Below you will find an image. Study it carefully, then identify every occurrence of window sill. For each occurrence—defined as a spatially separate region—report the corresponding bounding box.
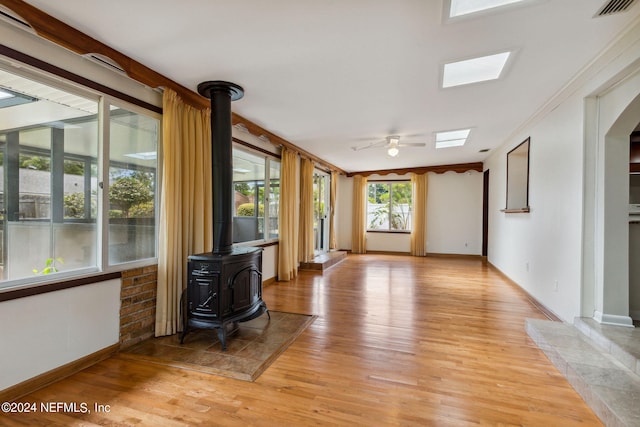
[0,271,122,303]
[500,207,530,213]
[234,239,279,248]
[366,230,411,234]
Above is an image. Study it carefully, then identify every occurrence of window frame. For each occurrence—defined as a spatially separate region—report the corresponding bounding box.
[366,180,413,233]
[231,143,280,245]
[0,59,161,292]
[104,99,161,268]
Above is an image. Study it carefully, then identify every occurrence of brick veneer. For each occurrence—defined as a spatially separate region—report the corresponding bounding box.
[120,265,157,348]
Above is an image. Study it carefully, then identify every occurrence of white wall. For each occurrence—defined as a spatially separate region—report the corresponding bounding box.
[262,244,278,281]
[366,231,410,252]
[484,20,640,323]
[0,280,121,390]
[427,170,483,255]
[485,98,584,322]
[336,172,483,255]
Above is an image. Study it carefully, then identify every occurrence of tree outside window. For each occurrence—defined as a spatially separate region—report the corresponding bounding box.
[109,171,154,218]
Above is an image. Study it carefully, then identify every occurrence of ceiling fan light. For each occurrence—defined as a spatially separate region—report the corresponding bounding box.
[387,146,400,157]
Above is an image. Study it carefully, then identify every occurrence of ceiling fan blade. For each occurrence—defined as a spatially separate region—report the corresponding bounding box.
[398,142,426,147]
[351,140,386,151]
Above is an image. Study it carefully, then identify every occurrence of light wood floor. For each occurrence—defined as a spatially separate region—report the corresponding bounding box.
[3,255,602,426]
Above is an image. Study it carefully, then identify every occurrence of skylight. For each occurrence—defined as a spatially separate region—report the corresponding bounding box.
[0,89,13,100]
[442,52,511,88]
[124,151,157,160]
[0,86,38,109]
[436,129,471,149]
[449,0,525,17]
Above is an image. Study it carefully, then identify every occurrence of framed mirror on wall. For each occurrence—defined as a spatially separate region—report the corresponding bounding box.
[502,137,530,213]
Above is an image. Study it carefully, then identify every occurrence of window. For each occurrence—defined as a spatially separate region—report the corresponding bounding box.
[0,66,159,288]
[232,147,279,243]
[367,182,412,231]
[108,107,159,264]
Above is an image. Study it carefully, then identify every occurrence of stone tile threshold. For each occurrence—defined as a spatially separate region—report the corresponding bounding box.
[526,317,640,427]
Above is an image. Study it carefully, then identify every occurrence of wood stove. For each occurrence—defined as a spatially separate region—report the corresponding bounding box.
[180,81,268,351]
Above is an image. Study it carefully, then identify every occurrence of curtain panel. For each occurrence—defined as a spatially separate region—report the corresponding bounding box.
[410,172,428,256]
[278,148,300,281]
[351,174,367,254]
[156,89,212,336]
[298,158,315,263]
[329,170,338,250]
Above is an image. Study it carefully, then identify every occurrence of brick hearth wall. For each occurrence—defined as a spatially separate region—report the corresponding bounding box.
[120,265,157,348]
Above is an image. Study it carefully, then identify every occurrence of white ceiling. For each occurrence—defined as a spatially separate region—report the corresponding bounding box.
[19,0,640,172]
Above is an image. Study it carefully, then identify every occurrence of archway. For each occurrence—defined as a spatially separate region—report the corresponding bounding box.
[582,65,640,327]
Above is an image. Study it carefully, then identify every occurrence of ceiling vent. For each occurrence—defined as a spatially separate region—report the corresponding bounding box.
[83,53,127,75]
[0,7,35,33]
[595,0,636,16]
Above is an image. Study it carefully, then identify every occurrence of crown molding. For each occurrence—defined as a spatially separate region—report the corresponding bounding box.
[346,162,483,177]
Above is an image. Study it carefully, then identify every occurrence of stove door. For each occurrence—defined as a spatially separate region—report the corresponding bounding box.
[188,268,220,320]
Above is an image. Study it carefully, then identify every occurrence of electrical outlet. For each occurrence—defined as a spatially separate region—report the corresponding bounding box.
[554,280,559,292]
[525,262,529,272]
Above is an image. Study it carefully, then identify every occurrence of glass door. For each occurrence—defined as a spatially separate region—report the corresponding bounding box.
[313,170,330,256]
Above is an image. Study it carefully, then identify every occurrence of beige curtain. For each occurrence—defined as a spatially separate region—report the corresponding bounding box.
[156,89,212,336]
[351,174,367,254]
[299,158,315,263]
[278,148,300,281]
[329,170,338,250]
[410,172,428,256]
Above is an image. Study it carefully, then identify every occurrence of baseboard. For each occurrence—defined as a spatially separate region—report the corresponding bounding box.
[426,253,482,259]
[360,250,411,256]
[487,261,562,322]
[263,277,277,288]
[0,343,119,402]
[629,309,640,321]
[593,311,634,328]
[337,249,408,256]
[336,250,482,259]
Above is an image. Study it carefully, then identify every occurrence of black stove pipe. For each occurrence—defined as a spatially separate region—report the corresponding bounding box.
[197,81,244,254]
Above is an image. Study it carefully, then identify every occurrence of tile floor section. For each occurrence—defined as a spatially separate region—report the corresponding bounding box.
[526,317,640,427]
[120,311,316,381]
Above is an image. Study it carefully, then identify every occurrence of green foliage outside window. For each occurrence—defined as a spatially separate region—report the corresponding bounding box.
[237,203,264,217]
[108,173,154,218]
[64,192,90,218]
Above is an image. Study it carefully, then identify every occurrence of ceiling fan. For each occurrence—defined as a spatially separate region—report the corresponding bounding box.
[350,135,425,157]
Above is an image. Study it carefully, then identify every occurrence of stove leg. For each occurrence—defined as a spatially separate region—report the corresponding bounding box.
[217,327,227,351]
[179,289,188,344]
